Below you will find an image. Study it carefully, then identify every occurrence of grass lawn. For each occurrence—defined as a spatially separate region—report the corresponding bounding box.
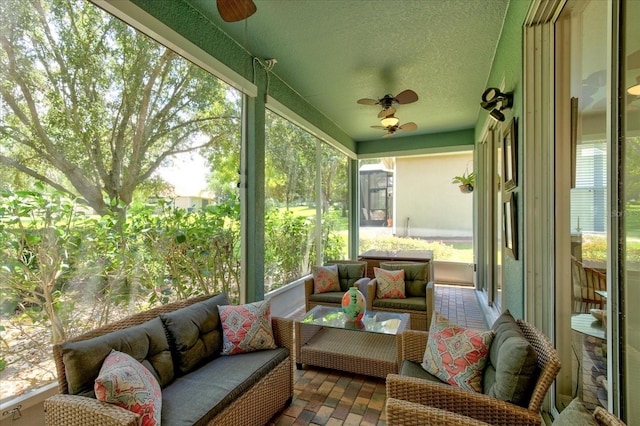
[627,203,640,239]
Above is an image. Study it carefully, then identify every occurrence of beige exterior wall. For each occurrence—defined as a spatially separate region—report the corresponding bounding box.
[394,152,473,238]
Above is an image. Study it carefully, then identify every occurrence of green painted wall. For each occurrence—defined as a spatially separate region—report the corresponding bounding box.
[474,0,531,318]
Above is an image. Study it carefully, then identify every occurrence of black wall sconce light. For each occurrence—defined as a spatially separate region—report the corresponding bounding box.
[480,88,513,122]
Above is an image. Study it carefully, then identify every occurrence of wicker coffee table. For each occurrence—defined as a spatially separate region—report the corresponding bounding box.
[295,306,410,378]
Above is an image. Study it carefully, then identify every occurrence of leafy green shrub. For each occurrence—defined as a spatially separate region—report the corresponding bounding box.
[309,210,347,263]
[581,232,640,264]
[0,184,85,343]
[136,200,241,303]
[264,208,312,290]
[359,234,473,263]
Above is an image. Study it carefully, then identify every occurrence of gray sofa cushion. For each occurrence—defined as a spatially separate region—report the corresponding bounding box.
[483,310,539,407]
[372,297,426,311]
[60,317,173,397]
[161,347,289,426]
[379,262,429,297]
[160,292,229,375]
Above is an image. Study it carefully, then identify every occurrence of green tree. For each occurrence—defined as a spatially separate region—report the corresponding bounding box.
[0,0,239,216]
[265,111,315,208]
[321,143,348,213]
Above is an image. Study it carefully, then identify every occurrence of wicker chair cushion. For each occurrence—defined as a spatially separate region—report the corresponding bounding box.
[372,297,426,311]
[552,398,598,425]
[422,313,494,392]
[400,359,445,383]
[161,347,289,426]
[312,264,341,293]
[379,262,429,297]
[308,291,345,304]
[160,292,229,375]
[332,262,366,291]
[374,267,406,299]
[483,310,539,407]
[60,317,174,396]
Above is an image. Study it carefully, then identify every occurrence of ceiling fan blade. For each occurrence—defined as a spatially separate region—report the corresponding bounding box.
[371,125,387,130]
[357,98,379,105]
[378,106,396,118]
[217,0,257,22]
[399,122,417,131]
[394,89,419,104]
[383,132,395,138]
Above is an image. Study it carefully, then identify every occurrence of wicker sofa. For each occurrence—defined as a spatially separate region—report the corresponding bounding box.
[43,293,294,426]
[367,261,434,330]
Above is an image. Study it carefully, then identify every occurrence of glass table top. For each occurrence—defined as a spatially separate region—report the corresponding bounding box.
[300,306,409,335]
[571,313,605,340]
[595,290,608,299]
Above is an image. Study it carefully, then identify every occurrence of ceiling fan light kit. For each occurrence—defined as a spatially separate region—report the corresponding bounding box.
[480,87,513,122]
[371,121,417,137]
[357,89,419,137]
[380,115,400,127]
[628,75,640,95]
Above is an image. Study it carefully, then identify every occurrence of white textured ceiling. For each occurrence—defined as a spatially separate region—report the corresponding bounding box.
[186,0,510,142]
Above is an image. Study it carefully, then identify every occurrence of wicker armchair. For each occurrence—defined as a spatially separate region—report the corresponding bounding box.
[571,256,606,313]
[304,260,369,311]
[367,261,434,330]
[386,319,561,426]
[593,406,627,426]
[386,398,492,425]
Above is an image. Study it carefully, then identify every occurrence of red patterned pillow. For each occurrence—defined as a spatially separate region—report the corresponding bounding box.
[219,300,277,355]
[374,267,406,299]
[94,350,162,426]
[312,264,340,293]
[422,313,495,392]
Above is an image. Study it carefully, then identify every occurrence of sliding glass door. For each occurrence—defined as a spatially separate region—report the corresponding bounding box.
[621,1,640,421]
[555,0,610,411]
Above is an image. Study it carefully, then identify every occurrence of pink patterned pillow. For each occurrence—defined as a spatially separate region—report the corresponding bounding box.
[374,267,406,299]
[94,350,162,426]
[219,300,277,355]
[422,313,494,392]
[312,264,340,293]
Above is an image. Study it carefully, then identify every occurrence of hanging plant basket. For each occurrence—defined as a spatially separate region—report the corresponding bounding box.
[452,170,475,194]
[459,184,474,193]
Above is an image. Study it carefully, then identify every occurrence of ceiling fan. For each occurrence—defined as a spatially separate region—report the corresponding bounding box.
[357,89,419,118]
[371,120,417,137]
[217,0,257,22]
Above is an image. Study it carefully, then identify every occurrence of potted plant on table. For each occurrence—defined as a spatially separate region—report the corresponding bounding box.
[452,170,475,193]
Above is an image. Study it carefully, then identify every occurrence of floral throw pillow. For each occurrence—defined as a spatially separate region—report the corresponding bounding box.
[312,264,340,293]
[219,300,277,355]
[422,312,495,392]
[94,350,162,426]
[374,267,406,299]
